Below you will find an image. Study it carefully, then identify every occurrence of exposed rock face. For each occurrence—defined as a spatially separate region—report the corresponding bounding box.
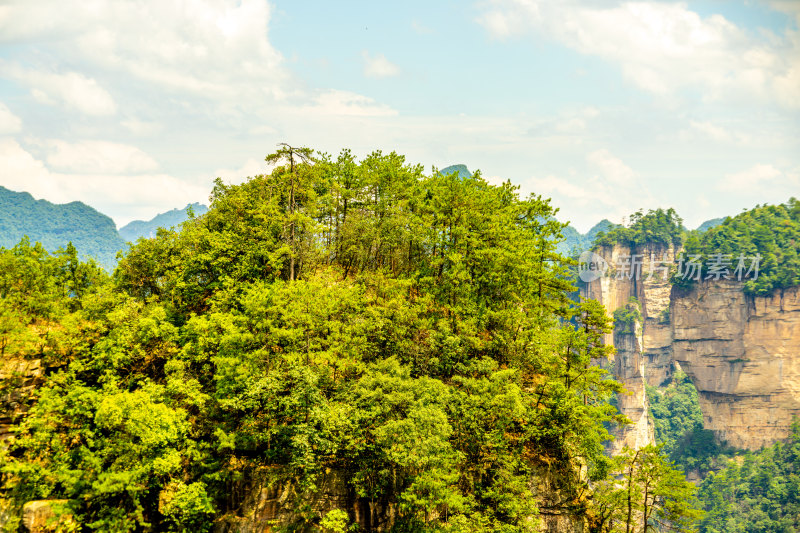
[638,247,676,388]
[0,357,43,442]
[215,463,589,532]
[582,240,800,452]
[581,244,678,452]
[671,281,800,450]
[611,326,655,452]
[213,468,376,533]
[21,500,73,532]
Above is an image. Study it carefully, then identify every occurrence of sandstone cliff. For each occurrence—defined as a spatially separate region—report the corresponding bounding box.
[581,243,679,452]
[0,357,42,443]
[672,281,800,450]
[582,243,800,452]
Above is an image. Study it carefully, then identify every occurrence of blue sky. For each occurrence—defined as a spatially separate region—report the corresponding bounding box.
[0,0,798,231]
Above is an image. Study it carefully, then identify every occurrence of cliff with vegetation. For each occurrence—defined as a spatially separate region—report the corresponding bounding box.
[672,281,800,450]
[582,201,800,452]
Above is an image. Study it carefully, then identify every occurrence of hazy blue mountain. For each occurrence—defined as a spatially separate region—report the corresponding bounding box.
[557,219,615,255]
[696,217,725,233]
[0,186,125,270]
[439,164,472,179]
[119,203,208,242]
[585,219,615,242]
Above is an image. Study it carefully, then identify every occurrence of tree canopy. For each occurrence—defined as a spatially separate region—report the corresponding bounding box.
[0,147,651,532]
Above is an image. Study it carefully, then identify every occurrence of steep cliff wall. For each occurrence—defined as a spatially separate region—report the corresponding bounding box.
[671,281,800,450]
[582,240,800,452]
[581,243,679,452]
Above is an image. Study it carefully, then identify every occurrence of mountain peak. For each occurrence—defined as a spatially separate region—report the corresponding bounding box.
[439,164,472,179]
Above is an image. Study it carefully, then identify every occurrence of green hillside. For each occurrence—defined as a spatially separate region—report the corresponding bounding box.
[0,186,124,270]
[0,147,699,532]
[119,202,209,242]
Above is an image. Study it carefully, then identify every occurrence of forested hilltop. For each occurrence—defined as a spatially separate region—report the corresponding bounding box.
[586,202,800,533]
[0,146,699,532]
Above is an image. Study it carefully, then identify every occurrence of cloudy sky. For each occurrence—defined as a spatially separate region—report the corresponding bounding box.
[0,0,798,231]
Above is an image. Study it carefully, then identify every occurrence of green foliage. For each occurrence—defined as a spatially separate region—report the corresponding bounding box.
[0,146,681,531]
[319,508,351,533]
[590,444,702,532]
[646,372,738,476]
[159,481,216,532]
[612,297,642,335]
[696,420,800,533]
[674,198,800,295]
[594,208,684,249]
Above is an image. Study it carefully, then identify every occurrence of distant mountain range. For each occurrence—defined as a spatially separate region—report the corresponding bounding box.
[119,203,208,242]
[0,186,125,269]
[557,219,615,255]
[0,186,207,270]
[0,173,735,272]
[696,217,724,232]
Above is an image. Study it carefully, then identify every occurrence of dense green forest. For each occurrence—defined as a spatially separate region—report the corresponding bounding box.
[677,199,800,295]
[649,376,800,532]
[647,373,738,477]
[697,423,800,533]
[593,208,684,249]
[0,147,698,532]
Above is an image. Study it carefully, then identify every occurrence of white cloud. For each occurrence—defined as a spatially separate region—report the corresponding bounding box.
[526,149,655,229]
[719,163,784,193]
[686,120,735,142]
[0,139,208,225]
[362,51,401,78]
[587,149,636,185]
[305,90,398,117]
[0,103,22,135]
[76,0,286,102]
[1,65,117,116]
[121,118,163,137]
[43,140,159,174]
[0,0,288,123]
[478,0,800,109]
[0,139,52,191]
[213,158,268,186]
